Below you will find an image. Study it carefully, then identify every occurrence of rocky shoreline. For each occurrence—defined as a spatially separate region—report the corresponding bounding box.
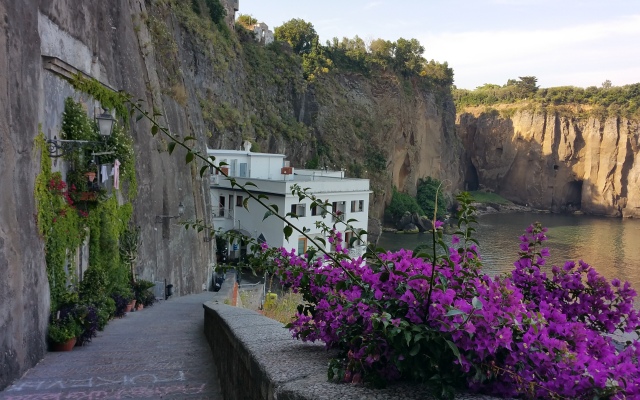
[383,202,536,234]
[472,202,534,216]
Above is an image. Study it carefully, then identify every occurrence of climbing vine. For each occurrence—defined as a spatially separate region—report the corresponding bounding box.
[35,133,87,311]
[35,90,138,337]
[70,75,130,123]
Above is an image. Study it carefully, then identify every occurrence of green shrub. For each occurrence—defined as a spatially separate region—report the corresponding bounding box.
[416,177,447,219]
[385,187,423,221]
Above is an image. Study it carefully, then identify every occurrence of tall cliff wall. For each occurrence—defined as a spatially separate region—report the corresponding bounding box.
[0,0,464,389]
[0,0,214,389]
[457,107,640,217]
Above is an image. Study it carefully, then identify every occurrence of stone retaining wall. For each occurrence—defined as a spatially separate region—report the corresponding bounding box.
[203,301,497,400]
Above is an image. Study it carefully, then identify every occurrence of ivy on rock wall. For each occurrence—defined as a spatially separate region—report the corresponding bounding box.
[35,95,137,330]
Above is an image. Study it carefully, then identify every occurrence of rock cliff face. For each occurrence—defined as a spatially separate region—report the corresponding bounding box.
[300,75,465,219]
[457,108,640,217]
[0,0,213,388]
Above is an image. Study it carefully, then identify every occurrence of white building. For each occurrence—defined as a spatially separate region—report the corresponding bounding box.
[208,143,371,260]
[251,22,274,45]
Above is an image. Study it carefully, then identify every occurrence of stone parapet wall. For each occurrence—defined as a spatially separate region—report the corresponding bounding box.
[203,302,498,400]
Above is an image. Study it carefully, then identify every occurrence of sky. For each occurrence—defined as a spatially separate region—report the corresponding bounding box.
[239,0,640,90]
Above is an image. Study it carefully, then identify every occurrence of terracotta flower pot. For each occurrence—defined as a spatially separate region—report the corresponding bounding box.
[79,192,98,201]
[136,303,144,311]
[125,300,135,313]
[51,337,76,352]
[85,172,96,182]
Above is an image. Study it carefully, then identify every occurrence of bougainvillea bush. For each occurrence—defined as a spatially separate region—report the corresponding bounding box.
[257,193,640,399]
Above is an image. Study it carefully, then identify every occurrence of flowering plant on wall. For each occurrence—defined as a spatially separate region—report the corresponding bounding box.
[248,193,640,398]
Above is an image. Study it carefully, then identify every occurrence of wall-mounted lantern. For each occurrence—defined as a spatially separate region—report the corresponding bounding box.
[155,202,185,224]
[95,108,116,137]
[46,106,116,158]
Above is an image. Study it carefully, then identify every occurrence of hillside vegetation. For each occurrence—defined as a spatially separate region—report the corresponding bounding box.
[454,76,640,118]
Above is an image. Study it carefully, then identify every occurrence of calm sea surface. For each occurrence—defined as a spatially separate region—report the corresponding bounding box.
[377,212,640,292]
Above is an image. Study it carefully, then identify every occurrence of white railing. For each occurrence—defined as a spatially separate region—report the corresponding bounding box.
[348,245,366,259]
[212,207,233,219]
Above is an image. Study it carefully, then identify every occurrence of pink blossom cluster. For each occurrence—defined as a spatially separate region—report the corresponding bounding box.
[267,225,640,398]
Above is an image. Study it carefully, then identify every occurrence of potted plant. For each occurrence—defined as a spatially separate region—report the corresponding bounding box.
[75,304,99,346]
[48,315,80,351]
[132,279,154,311]
[143,290,157,308]
[110,293,129,317]
[110,286,134,317]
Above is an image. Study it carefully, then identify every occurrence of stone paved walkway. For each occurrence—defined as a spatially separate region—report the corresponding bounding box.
[0,292,224,400]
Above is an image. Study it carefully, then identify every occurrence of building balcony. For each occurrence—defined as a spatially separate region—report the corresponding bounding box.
[212,207,233,219]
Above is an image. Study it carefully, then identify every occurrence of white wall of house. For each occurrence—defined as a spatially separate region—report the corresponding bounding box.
[208,148,371,259]
[208,148,294,181]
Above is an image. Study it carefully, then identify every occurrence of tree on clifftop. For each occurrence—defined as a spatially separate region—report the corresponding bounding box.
[274,19,318,55]
[507,76,539,97]
[394,38,425,74]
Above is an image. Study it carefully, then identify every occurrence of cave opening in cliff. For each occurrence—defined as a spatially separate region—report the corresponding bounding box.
[564,180,583,210]
[465,163,479,191]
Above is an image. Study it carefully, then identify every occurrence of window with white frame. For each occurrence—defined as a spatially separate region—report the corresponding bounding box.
[350,200,365,212]
[345,230,363,248]
[290,203,306,217]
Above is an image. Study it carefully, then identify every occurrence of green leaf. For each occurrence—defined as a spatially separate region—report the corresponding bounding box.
[243,198,249,210]
[445,309,465,317]
[445,339,463,364]
[167,142,176,154]
[349,236,358,247]
[409,343,420,356]
[472,297,483,310]
[184,135,196,142]
[245,181,257,188]
[283,225,293,241]
[270,204,279,214]
[258,194,269,200]
[359,229,367,236]
[199,165,208,177]
[404,330,412,346]
[151,125,158,136]
[315,237,326,247]
[263,210,273,221]
[136,113,144,122]
[186,152,194,164]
